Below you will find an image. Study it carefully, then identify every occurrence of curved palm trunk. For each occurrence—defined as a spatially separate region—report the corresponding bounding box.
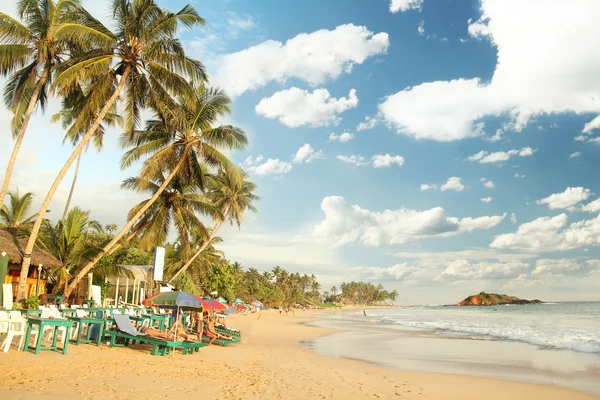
[63,153,188,299]
[0,67,50,206]
[16,68,131,302]
[61,152,82,224]
[169,220,223,283]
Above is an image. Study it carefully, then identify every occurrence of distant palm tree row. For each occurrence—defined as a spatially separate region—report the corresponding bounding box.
[0,0,257,302]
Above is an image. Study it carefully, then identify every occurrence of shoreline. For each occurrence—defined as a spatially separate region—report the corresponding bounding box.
[0,310,597,399]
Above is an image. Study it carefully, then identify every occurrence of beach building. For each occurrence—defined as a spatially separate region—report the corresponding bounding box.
[0,230,61,300]
[102,264,153,306]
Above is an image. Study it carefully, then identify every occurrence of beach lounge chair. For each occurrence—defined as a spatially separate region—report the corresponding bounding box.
[105,315,205,356]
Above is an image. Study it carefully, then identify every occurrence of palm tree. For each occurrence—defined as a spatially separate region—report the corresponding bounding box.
[63,85,246,299]
[40,206,102,294]
[169,169,258,282]
[51,84,121,223]
[165,231,224,284]
[0,0,83,206]
[0,190,37,236]
[122,174,215,257]
[18,0,206,301]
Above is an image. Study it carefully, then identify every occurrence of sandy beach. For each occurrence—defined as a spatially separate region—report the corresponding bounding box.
[0,310,597,400]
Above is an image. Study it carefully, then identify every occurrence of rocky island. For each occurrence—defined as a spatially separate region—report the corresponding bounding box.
[457,292,543,306]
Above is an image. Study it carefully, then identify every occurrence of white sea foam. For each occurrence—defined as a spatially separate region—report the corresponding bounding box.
[369,302,600,354]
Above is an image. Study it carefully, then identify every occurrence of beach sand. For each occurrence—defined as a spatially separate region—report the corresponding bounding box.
[0,310,597,400]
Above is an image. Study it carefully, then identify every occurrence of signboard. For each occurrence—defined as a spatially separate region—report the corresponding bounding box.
[153,247,165,281]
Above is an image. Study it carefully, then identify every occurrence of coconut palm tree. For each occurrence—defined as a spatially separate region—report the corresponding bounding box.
[0,0,84,206]
[166,230,224,284]
[63,85,246,299]
[51,84,121,223]
[18,0,206,301]
[122,173,216,257]
[0,190,38,236]
[39,206,102,294]
[169,169,258,283]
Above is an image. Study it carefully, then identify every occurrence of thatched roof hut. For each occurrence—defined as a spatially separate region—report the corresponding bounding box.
[0,230,61,268]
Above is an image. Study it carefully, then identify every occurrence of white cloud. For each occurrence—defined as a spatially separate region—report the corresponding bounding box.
[328,132,355,143]
[532,259,581,277]
[292,143,324,164]
[536,187,590,210]
[372,154,405,168]
[582,115,600,133]
[486,129,504,142]
[313,196,505,246]
[242,156,292,177]
[481,178,495,188]
[440,177,464,192]
[569,151,582,159]
[467,147,535,164]
[440,259,529,280]
[336,155,367,166]
[389,0,423,13]
[227,15,255,30]
[356,116,380,131]
[420,184,437,191]
[481,197,492,203]
[514,173,526,179]
[490,213,600,251]
[213,24,389,97]
[255,88,358,127]
[417,21,425,36]
[581,198,600,212]
[379,0,600,141]
[510,213,517,223]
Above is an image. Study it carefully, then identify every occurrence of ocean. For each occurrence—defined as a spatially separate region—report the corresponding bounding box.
[308,302,600,395]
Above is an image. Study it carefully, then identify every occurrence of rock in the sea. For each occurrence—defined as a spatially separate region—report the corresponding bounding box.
[457,292,543,306]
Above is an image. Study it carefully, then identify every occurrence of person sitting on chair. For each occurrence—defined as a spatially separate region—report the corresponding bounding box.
[205,315,233,345]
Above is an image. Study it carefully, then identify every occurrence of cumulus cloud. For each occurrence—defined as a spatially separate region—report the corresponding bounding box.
[417,21,425,36]
[372,154,405,168]
[481,197,492,203]
[292,144,324,164]
[532,259,582,277]
[328,132,355,143]
[490,213,600,251]
[389,0,423,13]
[440,259,529,280]
[514,173,526,179]
[581,198,600,212]
[313,196,505,246]
[242,156,292,177]
[467,147,535,164]
[336,155,367,166]
[582,115,600,134]
[569,151,582,159]
[536,187,590,210]
[481,178,495,188]
[420,184,437,191]
[356,116,380,131]
[510,213,517,223]
[378,0,600,141]
[213,24,389,97]
[440,177,464,192]
[255,88,358,127]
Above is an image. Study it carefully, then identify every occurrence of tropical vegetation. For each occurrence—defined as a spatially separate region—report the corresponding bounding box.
[0,0,398,306]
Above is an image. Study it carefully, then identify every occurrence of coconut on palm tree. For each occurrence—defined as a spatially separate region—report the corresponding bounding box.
[17,0,206,301]
[0,0,84,206]
[63,84,246,299]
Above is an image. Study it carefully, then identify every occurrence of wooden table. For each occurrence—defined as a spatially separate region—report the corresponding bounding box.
[68,316,105,346]
[24,318,73,355]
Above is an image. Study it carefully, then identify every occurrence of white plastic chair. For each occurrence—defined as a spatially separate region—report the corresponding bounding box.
[0,313,9,338]
[2,311,26,352]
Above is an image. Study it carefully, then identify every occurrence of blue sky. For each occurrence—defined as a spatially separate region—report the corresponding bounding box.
[2,0,600,304]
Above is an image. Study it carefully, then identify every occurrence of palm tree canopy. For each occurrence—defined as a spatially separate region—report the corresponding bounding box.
[122,174,217,256]
[52,0,207,136]
[208,169,259,227]
[0,0,83,135]
[120,85,248,193]
[0,190,38,234]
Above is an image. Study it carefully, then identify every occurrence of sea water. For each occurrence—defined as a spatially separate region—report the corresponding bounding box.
[309,302,600,395]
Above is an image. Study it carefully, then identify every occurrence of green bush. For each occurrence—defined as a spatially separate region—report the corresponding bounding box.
[25,295,40,309]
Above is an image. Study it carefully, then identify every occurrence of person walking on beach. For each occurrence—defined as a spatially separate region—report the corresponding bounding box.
[363,309,367,316]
